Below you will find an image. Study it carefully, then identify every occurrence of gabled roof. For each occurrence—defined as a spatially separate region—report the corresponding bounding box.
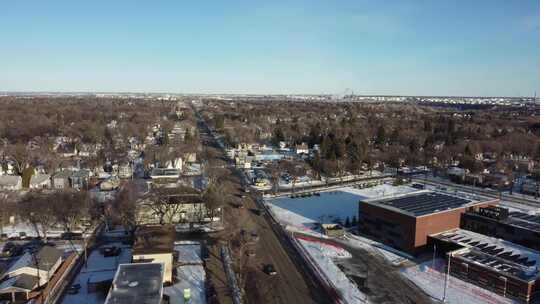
[53,170,72,179]
[35,246,62,271]
[0,274,39,293]
[2,245,62,278]
[30,173,50,185]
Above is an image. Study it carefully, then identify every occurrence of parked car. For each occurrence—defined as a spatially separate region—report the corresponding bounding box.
[100,246,121,257]
[66,283,81,294]
[263,264,277,276]
[1,242,22,257]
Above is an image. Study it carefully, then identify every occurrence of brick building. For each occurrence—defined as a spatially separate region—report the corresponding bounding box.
[358,191,496,255]
[429,229,540,303]
[461,205,540,251]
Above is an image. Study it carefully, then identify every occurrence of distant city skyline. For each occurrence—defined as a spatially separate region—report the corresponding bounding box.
[1,0,539,96]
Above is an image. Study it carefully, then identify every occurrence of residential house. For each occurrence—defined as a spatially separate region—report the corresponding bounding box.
[52,171,71,189]
[0,176,22,191]
[295,142,309,155]
[0,246,62,302]
[150,168,181,180]
[56,143,78,158]
[118,163,133,179]
[70,169,90,190]
[165,157,182,171]
[137,190,211,225]
[29,173,51,189]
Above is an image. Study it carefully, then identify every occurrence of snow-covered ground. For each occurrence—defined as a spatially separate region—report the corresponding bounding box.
[175,222,224,233]
[402,259,517,304]
[165,265,206,304]
[343,233,411,266]
[265,184,419,234]
[62,242,132,304]
[1,222,90,239]
[297,237,366,304]
[175,241,203,265]
[165,240,206,304]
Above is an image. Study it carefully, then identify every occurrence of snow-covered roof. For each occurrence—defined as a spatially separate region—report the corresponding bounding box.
[0,274,38,292]
[1,246,62,278]
[30,173,50,185]
[105,263,164,304]
[2,252,33,277]
[0,175,21,187]
[364,190,489,217]
[433,229,540,282]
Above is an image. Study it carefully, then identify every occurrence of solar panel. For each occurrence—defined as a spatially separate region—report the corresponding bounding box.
[378,192,471,216]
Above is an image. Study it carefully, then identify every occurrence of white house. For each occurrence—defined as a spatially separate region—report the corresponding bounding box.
[0,246,62,302]
[29,173,51,189]
[295,143,309,155]
[0,175,22,191]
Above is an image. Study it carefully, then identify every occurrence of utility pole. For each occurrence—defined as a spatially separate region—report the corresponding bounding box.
[442,252,452,302]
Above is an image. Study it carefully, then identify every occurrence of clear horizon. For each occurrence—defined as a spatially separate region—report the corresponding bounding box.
[1,1,540,96]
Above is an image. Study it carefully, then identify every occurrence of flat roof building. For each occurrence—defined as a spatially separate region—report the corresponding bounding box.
[359,190,497,254]
[105,263,164,304]
[461,206,540,251]
[429,229,540,303]
[132,226,174,284]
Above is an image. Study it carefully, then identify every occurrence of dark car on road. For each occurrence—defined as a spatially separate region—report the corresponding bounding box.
[263,264,277,275]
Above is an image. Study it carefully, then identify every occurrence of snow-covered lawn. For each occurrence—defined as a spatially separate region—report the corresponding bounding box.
[61,242,132,304]
[402,259,517,304]
[265,184,419,233]
[165,240,206,304]
[297,237,365,304]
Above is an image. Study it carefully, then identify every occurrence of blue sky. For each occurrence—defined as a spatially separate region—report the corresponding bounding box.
[1,0,539,96]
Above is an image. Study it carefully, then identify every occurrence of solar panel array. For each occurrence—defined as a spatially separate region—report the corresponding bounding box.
[442,231,538,280]
[378,192,471,216]
[508,212,540,232]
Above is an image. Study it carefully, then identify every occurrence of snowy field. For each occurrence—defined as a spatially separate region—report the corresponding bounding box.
[297,237,366,304]
[164,240,206,304]
[265,184,419,233]
[62,242,132,304]
[402,259,517,304]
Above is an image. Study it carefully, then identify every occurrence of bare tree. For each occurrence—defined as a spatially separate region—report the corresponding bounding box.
[18,192,56,240]
[111,182,140,232]
[51,190,91,232]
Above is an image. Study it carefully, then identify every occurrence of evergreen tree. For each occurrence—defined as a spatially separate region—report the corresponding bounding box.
[375,126,386,145]
[344,216,351,228]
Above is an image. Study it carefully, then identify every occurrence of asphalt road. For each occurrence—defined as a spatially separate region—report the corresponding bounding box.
[194,110,332,304]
